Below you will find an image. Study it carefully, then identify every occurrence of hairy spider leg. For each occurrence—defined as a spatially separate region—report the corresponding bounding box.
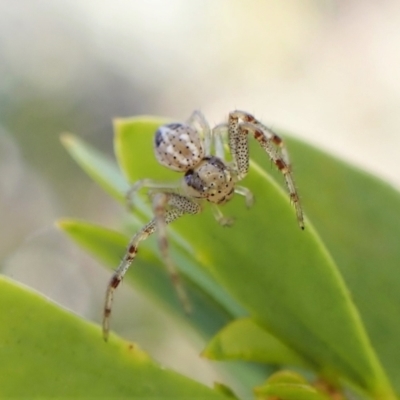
[231,110,291,165]
[228,111,304,230]
[209,124,255,222]
[152,192,198,314]
[103,192,201,341]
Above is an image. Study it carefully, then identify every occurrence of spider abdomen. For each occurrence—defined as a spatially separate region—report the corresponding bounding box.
[154,123,204,172]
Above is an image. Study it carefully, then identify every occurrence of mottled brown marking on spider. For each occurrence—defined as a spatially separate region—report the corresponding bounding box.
[110,276,120,289]
[272,135,282,145]
[275,158,286,171]
[102,110,304,341]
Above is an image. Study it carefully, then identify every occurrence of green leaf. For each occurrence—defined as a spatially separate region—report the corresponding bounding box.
[282,137,400,393]
[114,117,394,399]
[203,318,307,367]
[57,219,269,397]
[0,275,229,399]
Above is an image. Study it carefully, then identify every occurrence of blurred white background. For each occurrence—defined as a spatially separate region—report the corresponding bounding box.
[1,0,400,392]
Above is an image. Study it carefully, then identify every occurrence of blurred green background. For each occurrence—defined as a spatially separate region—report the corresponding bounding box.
[1,0,400,388]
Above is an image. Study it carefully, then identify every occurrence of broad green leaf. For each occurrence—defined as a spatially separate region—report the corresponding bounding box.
[0,275,229,399]
[280,137,400,393]
[114,117,394,399]
[203,318,306,367]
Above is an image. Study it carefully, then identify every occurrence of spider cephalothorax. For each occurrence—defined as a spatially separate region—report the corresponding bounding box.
[102,110,304,340]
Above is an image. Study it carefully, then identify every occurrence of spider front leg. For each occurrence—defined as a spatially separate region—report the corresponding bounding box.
[103,192,201,341]
[211,204,235,227]
[211,186,254,227]
[126,179,180,210]
[235,186,255,208]
[228,110,304,230]
[186,110,212,154]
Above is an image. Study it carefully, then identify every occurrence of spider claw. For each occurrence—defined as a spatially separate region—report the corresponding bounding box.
[219,216,235,227]
[246,195,255,209]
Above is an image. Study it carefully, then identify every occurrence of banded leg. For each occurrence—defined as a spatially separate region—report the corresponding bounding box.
[103,193,201,341]
[228,111,304,230]
[152,192,199,315]
[230,110,291,165]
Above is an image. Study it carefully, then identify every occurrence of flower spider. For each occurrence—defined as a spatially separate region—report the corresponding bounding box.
[103,110,304,340]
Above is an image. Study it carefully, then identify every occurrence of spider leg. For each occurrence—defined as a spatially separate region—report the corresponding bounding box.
[228,110,304,230]
[210,124,226,160]
[210,186,253,226]
[187,110,212,154]
[152,192,197,315]
[235,186,254,208]
[103,192,201,341]
[232,111,291,163]
[211,203,235,227]
[126,178,180,210]
[214,121,249,178]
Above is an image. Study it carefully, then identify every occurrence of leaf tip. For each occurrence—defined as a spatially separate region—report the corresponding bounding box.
[60,132,77,148]
[55,218,75,232]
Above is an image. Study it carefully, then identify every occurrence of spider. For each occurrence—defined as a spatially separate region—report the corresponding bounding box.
[102,110,304,341]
